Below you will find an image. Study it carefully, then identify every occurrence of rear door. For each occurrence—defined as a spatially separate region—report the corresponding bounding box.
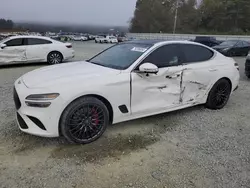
[0,38,27,64]
[24,38,52,62]
[179,43,219,104]
[131,44,185,116]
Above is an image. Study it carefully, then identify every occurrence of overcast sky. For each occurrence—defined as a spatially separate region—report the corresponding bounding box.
[0,0,137,26]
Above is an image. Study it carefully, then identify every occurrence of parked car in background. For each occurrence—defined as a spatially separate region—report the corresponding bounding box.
[72,36,83,41]
[106,36,118,43]
[95,35,106,43]
[13,40,239,144]
[245,54,250,78]
[117,36,128,42]
[213,40,250,57]
[81,36,88,41]
[95,35,118,43]
[194,36,222,47]
[0,35,74,65]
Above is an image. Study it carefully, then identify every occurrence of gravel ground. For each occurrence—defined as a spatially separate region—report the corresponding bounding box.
[0,41,250,188]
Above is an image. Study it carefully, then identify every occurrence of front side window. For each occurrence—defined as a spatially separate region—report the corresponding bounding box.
[27,38,52,45]
[142,44,182,68]
[181,44,214,63]
[88,43,152,70]
[5,38,23,47]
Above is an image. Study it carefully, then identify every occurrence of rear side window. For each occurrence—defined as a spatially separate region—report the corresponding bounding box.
[181,44,214,63]
[5,38,23,47]
[27,38,52,45]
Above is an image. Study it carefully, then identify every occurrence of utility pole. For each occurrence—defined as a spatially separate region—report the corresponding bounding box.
[173,0,178,34]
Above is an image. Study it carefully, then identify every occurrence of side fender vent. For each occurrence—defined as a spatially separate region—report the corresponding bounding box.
[118,105,129,114]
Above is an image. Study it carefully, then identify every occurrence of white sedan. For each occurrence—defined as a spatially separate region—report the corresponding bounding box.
[14,40,239,144]
[0,36,74,65]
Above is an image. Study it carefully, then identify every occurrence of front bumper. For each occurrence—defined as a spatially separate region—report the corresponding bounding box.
[14,79,62,137]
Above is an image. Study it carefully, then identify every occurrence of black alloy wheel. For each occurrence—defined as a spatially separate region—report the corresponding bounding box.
[48,52,63,65]
[206,79,231,110]
[60,97,109,144]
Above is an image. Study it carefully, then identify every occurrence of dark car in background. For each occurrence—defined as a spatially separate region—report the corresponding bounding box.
[194,36,222,47]
[245,55,250,78]
[213,40,250,57]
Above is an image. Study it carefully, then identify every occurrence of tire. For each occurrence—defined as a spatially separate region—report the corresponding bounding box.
[47,51,63,65]
[95,40,97,43]
[60,97,109,144]
[205,79,231,110]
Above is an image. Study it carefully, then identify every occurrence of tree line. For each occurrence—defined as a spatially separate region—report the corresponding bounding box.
[0,19,14,29]
[130,0,250,34]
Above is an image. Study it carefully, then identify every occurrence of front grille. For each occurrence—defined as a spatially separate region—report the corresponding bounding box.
[13,87,21,110]
[17,113,28,129]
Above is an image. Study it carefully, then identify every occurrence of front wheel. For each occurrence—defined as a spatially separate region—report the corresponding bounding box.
[60,97,109,144]
[205,79,231,110]
[47,52,63,65]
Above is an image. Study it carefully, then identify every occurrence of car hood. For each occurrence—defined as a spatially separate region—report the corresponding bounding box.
[22,61,120,88]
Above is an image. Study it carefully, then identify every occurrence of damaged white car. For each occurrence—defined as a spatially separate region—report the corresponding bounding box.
[0,36,74,65]
[14,40,239,144]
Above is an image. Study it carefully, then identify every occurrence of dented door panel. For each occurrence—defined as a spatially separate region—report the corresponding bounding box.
[181,62,219,104]
[0,47,27,65]
[131,66,183,116]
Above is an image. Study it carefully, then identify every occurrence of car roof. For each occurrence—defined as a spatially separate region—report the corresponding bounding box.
[122,39,204,46]
[6,35,52,40]
[123,39,166,45]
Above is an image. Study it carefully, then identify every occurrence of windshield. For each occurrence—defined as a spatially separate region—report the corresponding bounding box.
[220,40,238,46]
[88,43,152,70]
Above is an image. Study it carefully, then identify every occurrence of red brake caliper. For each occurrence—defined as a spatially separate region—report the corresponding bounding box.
[91,107,99,126]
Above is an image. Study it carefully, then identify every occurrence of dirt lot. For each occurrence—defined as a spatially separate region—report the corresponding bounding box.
[0,41,250,188]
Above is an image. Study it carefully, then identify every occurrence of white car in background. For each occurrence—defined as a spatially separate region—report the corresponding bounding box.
[0,36,74,65]
[106,36,118,43]
[81,36,88,41]
[95,35,118,43]
[95,35,106,43]
[14,40,239,144]
[72,36,83,41]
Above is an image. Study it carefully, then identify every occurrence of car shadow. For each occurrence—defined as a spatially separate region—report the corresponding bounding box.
[0,62,47,69]
[0,61,75,69]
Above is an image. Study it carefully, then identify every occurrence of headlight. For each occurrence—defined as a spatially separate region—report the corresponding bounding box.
[222,48,230,51]
[25,93,59,101]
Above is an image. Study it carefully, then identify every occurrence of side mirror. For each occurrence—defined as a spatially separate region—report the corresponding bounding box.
[138,63,159,74]
[0,43,6,49]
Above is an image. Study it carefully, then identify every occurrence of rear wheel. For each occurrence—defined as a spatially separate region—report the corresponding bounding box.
[205,79,231,110]
[60,97,109,144]
[47,52,63,65]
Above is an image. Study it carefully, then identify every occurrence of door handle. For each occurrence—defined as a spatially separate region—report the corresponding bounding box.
[209,68,217,72]
[166,74,181,79]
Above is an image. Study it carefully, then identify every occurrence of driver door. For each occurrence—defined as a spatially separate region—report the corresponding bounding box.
[131,44,184,117]
[0,38,27,64]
